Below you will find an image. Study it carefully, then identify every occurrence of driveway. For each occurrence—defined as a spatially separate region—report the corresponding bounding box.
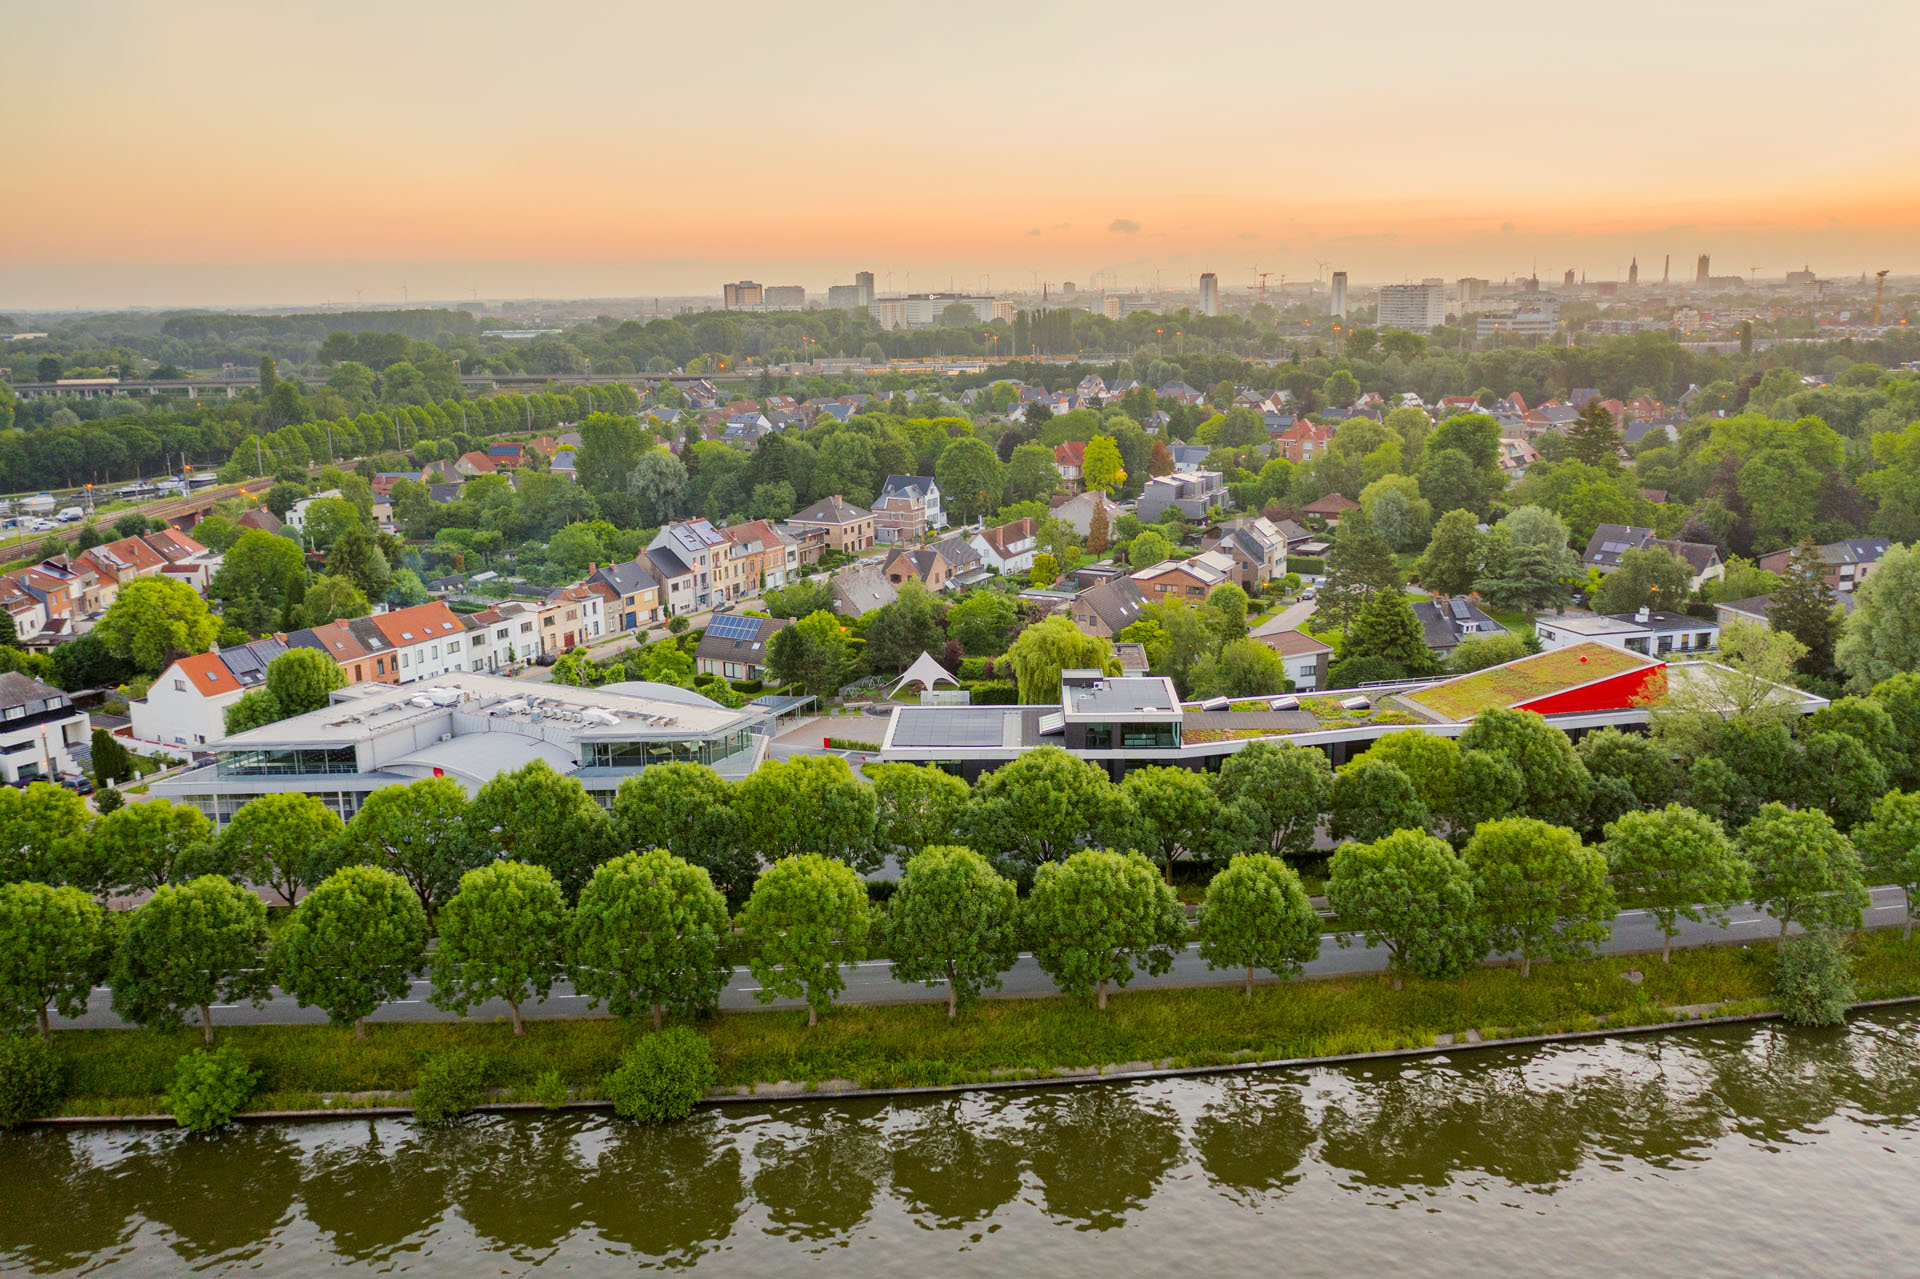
[1251,596,1318,638]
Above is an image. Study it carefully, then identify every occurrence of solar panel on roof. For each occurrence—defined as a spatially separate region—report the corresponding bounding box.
[706,614,761,641]
[1449,599,1471,620]
[1600,541,1630,554]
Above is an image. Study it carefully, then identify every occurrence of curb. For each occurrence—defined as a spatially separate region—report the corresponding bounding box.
[32,994,1920,1129]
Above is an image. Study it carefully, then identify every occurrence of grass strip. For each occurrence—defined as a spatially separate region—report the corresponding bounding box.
[42,932,1920,1116]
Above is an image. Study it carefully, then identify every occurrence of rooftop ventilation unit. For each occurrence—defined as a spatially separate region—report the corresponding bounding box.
[1201,696,1230,712]
[1268,696,1300,711]
[1339,696,1372,711]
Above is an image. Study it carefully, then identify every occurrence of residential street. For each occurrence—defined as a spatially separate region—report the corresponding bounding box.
[1250,595,1318,638]
[51,887,1910,1030]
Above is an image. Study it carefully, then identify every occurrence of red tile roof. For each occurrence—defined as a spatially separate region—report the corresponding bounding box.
[367,602,463,647]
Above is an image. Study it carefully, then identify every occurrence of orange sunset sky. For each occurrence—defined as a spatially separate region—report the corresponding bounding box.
[3,0,1916,309]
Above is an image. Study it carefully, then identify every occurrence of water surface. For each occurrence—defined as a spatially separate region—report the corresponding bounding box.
[6,1011,1919,1275]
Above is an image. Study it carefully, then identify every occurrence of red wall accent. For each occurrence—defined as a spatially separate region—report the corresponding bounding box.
[1514,664,1666,716]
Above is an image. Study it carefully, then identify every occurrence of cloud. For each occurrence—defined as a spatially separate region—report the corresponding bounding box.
[1108,218,1141,234]
[1054,221,1071,230]
[1237,231,1259,240]
[1027,228,1041,236]
[1500,221,1516,234]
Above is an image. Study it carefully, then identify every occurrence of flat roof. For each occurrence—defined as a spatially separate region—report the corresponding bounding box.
[1062,676,1180,717]
[212,672,753,749]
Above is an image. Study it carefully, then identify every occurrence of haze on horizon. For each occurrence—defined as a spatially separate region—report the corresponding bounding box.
[3,0,1916,311]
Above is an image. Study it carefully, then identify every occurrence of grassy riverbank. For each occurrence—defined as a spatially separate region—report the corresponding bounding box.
[39,932,1920,1117]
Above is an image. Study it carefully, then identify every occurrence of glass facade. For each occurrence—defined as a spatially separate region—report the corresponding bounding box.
[582,729,753,770]
[1077,721,1181,750]
[178,789,368,824]
[215,746,360,777]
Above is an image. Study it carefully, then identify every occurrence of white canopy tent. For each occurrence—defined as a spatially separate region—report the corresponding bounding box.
[888,651,962,697]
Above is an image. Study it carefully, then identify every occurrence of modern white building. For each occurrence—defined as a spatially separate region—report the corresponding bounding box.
[131,638,287,750]
[1330,271,1348,319]
[1376,280,1449,332]
[0,672,88,784]
[1533,608,1720,658]
[1199,273,1220,317]
[150,672,772,824]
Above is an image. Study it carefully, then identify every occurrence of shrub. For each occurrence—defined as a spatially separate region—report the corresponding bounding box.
[532,1068,569,1110]
[603,1027,715,1123]
[1289,555,1325,576]
[0,1035,62,1129]
[412,1047,487,1125]
[1774,932,1855,1028]
[167,1045,257,1131]
[969,679,1018,705]
[825,737,880,752]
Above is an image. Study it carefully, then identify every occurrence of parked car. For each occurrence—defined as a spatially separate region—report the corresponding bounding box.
[59,774,95,796]
[1300,587,1316,600]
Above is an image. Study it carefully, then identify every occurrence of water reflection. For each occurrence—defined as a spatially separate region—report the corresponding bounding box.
[1021,1085,1184,1229]
[1192,1078,1314,1199]
[0,1130,137,1273]
[890,1097,1025,1228]
[301,1120,455,1262]
[751,1106,889,1241]
[136,1125,300,1262]
[585,1114,746,1264]
[0,1012,1916,1273]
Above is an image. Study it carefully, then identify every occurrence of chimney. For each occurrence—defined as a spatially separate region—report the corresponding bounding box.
[1635,606,1651,624]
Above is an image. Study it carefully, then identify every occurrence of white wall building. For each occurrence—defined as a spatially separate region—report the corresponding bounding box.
[1376,280,1449,332]
[0,672,88,783]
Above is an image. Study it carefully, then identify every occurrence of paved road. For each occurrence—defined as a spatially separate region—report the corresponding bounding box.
[1251,595,1318,638]
[52,887,1909,1031]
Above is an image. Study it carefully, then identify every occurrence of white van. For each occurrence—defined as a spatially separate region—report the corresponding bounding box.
[55,506,86,522]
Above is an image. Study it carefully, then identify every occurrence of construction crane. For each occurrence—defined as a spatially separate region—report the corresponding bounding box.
[1248,268,1271,305]
[1875,269,1890,326]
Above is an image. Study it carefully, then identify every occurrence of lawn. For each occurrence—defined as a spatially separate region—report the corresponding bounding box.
[40,932,1920,1113]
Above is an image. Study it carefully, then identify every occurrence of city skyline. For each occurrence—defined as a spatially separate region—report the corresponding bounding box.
[3,0,1917,310]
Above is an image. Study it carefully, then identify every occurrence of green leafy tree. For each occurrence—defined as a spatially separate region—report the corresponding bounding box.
[734,753,877,870]
[89,727,132,787]
[611,764,755,905]
[1189,637,1290,698]
[464,759,611,899]
[0,783,92,887]
[1329,758,1430,843]
[1738,803,1869,944]
[1458,707,1590,827]
[302,574,370,624]
[944,591,1018,656]
[223,688,284,735]
[1026,849,1185,1010]
[1007,441,1061,502]
[960,745,1114,878]
[1855,790,1920,940]
[1206,582,1250,641]
[219,791,342,906]
[264,647,346,716]
[274,865,426,1039]
[1120,765,1222,882]
[110,876,271,1045]
[933,437,1005,524]
[886,846,1020,1018]
[326,528,392,601]
[1327,830,1484,985]
[430,860,570,1035]
[568,849,732,1028]
[1322,368,1361,408]
[211,530,307,615]
[1081,435,1126,492]
[1462,818,1613,978]
[740,853,870,1027]
[1416,508,1484,595]
[1564,401,1622,467]
[1445,633,1529,674]
[1127,527,1171,569]
[1769,537,1841,677]
[870,763,971,863]
[93,798,214,896]
[766,610,853,696]
[0,881,104,1041]
[1593,546,1691,615]
[1473,506,1579,615]
[1005,615,1114,704]
[1196,853,1321,999]
[93,578,219,676]
[863,578,944,673]
[1341,589,1433,674]
[1212,741,1331,855]
[762,579,835,620]
[1318,520,1400,631]
[1029,550,1059,587]
[333,777,470,923]
[1601,805,1748,962]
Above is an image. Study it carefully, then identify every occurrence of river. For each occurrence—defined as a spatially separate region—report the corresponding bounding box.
[6,1010,1919,1276]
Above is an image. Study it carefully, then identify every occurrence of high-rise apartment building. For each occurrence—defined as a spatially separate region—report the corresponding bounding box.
[1457,278,1490,310]
[854,271,875,307]
[1628,257,1639,286]
[1696,254,1711,284]
[1199,272,1219,317]
[763,285,805,309]
[722,281,763,309]
[1330,271,1348,319]
[1376,279,1449,333]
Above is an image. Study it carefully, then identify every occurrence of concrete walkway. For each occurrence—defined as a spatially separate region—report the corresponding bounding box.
[1251,596,1319,638]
